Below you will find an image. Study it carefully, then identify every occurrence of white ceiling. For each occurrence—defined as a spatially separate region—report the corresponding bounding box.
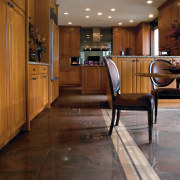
[56,0,166,27]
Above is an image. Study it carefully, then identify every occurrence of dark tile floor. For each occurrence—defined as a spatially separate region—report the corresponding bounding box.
[119,109,180,180]
[0,87,126,180]
[1,86,180,180]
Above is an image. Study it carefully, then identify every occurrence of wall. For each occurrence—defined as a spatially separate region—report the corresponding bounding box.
[158,0,180,55]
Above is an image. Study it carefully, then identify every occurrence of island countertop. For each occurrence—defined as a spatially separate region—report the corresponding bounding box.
[111,56,180,58]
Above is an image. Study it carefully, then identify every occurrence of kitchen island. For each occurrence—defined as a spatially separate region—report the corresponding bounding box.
[59,65,107,94]
[112,56,180,107]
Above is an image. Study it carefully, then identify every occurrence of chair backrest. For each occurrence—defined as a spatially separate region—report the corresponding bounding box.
[104,57,120,100]
[149,59,174,88]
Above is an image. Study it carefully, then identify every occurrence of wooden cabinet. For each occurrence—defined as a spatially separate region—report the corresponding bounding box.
[0,0,10,146]
[11,0,25,11]
[59,26,80,66]
[28,64,49,121]
[116,58,136,93]
[136,58,153,93]
[0,0,25,148]
[10,2,26,133]
[81,66,107,94]
[158,0,180,55]
[135,23,151,56]
[59,66,81,86]
[113,27,136,56]
[51,79,59,103]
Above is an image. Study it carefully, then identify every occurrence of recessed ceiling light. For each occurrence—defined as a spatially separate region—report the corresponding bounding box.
[111,8,116,11]
[129,20,133,23]
[85,8,91,11]
[98,12,102,15]
[64,12,69,15]
[87,37,90,39]
[147,0,153,4]
[84,41,87,42]
[85,16,90,18]
[118,22,122,25]
[100,34,103,37]
[86,34,90,36]
[149,14,154,18]
[108,16,112,19]
[68,22,72,25]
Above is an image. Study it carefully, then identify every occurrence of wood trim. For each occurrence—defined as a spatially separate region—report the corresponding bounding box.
[158,0,179,11]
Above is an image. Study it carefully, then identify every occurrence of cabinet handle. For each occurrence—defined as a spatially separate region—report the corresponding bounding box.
[44,68,46,70]
[8,2,14,8]
[33,68,36,71]
[43,76,46,78]
[136,60,139,62]
[32,77,36,80]
[132,59,136,62]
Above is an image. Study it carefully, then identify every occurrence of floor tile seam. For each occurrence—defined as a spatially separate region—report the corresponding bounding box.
[34,145,53,180]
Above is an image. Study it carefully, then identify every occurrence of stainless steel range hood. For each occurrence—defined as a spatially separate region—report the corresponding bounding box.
[83,27,109,51]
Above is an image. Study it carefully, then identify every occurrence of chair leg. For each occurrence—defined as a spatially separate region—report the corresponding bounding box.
[115,110,120,126]
[155,94,158,124]
[109,108,116,135]
[148,108,153,143]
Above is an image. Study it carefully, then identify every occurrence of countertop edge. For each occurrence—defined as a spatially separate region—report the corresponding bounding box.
[29,62,49,65]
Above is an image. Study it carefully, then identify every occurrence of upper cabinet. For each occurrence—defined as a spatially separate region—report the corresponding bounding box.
[135,23,151,56]
[11,0,25,11]
[158,0,180,55]
[59,26,80,66]
[113,27,136,56]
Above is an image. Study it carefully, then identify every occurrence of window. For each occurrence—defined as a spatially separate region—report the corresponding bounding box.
[154,29,159,56]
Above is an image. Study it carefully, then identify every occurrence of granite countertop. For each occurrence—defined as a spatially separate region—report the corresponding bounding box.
[29,61,49,65]
[112,56,180,58]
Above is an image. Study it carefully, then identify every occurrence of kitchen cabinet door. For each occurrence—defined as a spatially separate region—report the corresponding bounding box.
[136,58,153,93]
[28,75,37,121]
[9,3,26,133]
[11,0,25,11]
[70,27,80,57]
[0,0,10,144]
[42,74,48,107]
[117,58,136,93]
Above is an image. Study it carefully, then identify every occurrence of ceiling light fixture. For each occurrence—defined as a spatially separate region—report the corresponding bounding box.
[147,0,153,4]
[111,8,116,11]
[149,14,154,18]
[86,34,90,36]
[98,12,102,15]
[68,22,72,25]
[85,16,90,18]
[64,12,69,15]
[108,16,112,19]
[118,22,122,25]
[85,8,91,11]
[129,20,133,23]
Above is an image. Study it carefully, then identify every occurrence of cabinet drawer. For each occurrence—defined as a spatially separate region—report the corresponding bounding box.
[11,0,25,11]
[29,65,39,75]
[39,65,48,74]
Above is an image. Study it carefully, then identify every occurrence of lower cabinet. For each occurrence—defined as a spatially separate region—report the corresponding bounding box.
[59,66,81,86]
[28,64,48,121]
[81,66,107,94]
[51,79,59,103]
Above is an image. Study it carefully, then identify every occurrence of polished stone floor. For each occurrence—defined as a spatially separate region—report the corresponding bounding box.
[0,87,126,180]
[0,86,180,179]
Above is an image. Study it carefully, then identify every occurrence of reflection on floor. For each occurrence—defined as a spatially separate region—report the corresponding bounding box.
[0,86,179,180]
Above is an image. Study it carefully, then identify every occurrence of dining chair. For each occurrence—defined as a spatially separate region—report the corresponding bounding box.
[104,57,154,143]
[149,59,180,124]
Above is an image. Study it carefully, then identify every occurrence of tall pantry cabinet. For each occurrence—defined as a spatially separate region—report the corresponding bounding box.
[0,0,26,148]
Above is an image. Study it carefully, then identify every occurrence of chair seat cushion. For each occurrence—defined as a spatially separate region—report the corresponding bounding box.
[113,93,154,107]
[152,88,180,97]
